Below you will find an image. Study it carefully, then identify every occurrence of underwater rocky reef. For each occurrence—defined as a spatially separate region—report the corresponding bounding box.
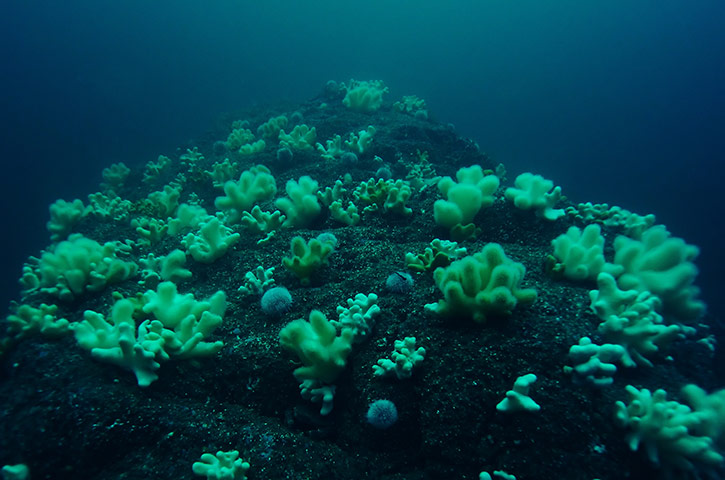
[0,80,721,480]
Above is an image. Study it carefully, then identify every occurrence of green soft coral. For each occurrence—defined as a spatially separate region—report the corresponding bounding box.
[279,310,354,383]
[214,165,277,224]
[353,178,412,216]
[615,385,724,473]
[21,233,138,301]
[282,235,335,286]
[549,224,622,281]
[275,176,322,227]
[182,217,240,263]
[74,282,226,386]
[425,243,537,324]
[433,165,499,240]
[613,225,704,321]
[505,172,564,221]
[342,80,389,112]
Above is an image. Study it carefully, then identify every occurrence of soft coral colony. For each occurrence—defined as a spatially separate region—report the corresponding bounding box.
[0,79,720,480]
